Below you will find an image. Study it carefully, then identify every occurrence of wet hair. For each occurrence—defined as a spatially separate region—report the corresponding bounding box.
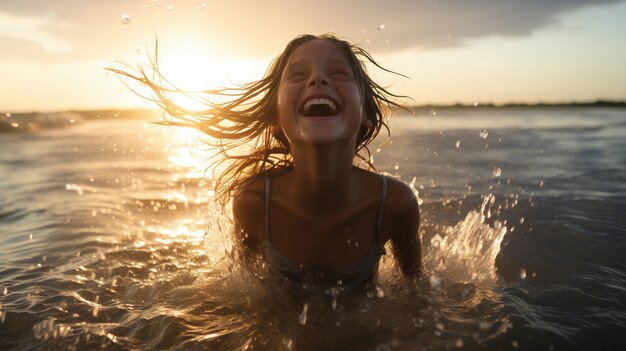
[108,33,410,205]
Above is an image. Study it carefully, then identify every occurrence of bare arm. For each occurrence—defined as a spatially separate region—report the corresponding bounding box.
[231,188,264,264]
[387,179,422,277]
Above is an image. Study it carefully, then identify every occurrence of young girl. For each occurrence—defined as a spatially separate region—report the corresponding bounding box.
[112,34,421,287]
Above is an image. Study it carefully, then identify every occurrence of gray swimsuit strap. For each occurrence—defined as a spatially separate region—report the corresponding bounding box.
[264,175,388,243]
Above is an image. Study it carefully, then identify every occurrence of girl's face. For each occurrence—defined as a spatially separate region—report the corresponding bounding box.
[276,40,364,146]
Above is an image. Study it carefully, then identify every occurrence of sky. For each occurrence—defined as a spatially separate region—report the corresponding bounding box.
[1,0,625,112]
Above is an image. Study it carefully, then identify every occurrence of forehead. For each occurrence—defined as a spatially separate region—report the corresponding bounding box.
[287,39,351,66]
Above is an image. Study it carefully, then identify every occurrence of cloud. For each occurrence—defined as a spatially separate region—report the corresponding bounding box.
[225,0,626,53]
[0,10,72,54]
[0,0,623,61]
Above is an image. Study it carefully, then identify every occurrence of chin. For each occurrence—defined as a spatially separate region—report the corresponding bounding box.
[296,131,358,145]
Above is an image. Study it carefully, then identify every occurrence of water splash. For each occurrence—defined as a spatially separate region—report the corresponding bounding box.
[423,194,508,285]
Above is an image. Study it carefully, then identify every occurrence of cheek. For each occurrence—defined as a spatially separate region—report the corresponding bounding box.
[276,85,286,111]
[276,84,297,115]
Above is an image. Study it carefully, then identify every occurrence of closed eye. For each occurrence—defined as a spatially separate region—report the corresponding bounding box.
[287,71,307,81]
[330,70,353,80]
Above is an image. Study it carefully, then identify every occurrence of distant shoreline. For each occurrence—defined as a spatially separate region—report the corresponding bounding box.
[407,100,626,110]
[3,100,625,116]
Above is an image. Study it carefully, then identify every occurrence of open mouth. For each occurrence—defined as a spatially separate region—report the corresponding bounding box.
[300,98,340,117]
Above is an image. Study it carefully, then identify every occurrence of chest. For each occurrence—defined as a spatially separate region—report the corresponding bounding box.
[265,200,382,269]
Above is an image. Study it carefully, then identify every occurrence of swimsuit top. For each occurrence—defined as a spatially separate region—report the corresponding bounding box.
[260,175,388,286]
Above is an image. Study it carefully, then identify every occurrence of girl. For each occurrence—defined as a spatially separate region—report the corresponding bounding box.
[112,34,421,287]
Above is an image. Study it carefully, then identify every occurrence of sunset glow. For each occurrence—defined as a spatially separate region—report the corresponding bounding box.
[0,1,624,112]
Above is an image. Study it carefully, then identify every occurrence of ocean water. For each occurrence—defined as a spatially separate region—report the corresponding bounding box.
[0,108,624,350]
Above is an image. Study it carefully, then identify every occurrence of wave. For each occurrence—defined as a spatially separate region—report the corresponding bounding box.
[0,112,83,133]
[0,110,157,134]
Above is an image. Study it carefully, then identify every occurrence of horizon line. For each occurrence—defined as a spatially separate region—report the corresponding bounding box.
[3,99,625,115]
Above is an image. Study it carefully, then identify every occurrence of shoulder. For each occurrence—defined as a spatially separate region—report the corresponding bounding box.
[385,176,419,216]
[232,176,266,239]
[382,175,420,237]
[381,175,421,276]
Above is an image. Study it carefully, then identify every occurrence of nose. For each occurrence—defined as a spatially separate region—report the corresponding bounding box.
[308,73,328,87]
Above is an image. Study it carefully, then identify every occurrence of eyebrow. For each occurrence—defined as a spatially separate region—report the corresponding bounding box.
[286,58,351,70]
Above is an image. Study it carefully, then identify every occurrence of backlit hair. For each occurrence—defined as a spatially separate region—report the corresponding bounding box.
[108,34,410,205]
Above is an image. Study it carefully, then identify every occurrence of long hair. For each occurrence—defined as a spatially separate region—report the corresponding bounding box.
[108,34,410,205]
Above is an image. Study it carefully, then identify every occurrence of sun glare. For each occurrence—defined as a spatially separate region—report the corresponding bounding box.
[145,43,266,112]
[165,126,217,179]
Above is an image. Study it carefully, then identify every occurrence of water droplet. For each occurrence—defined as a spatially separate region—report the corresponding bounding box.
[519,268,527,279]
[519,217,525,224]
[332,298,337,310]
[431,237,441,248]
[197,3,207,9]
[377,24,386,31]
[29,233,33,240]
[65,183,84,195]
[538,180,544,187]
[10,122,19,128]
[136,47,145,55]
[166,5,174,11]
[375,286,385,298]
[92,305,99,317]
[455,339,463,348]
[478,320,491,330]
[3,287,7,295]
[153,0,161,6]
[493,167,502,177]
[429,275,441,288]
[472,101,478,107]
[455,140,461,149]
[4,113,10,117]
[479,129,489,139]
[121,14,130,24]
[512,340,519,348]
[282,338,294,350]
[436,323,444,330]
[394,163,399,170]
[298,303,308,325]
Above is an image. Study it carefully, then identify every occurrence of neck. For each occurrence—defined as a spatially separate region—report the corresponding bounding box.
[288,140,357,215]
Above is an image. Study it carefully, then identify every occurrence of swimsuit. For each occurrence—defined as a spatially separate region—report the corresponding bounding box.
[260,175,388,286]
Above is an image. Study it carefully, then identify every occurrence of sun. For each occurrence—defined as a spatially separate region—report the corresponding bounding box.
[155,52,230,111]
[147,44,266,112]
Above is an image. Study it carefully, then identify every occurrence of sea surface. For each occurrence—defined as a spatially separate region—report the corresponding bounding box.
[0,108,624,350]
